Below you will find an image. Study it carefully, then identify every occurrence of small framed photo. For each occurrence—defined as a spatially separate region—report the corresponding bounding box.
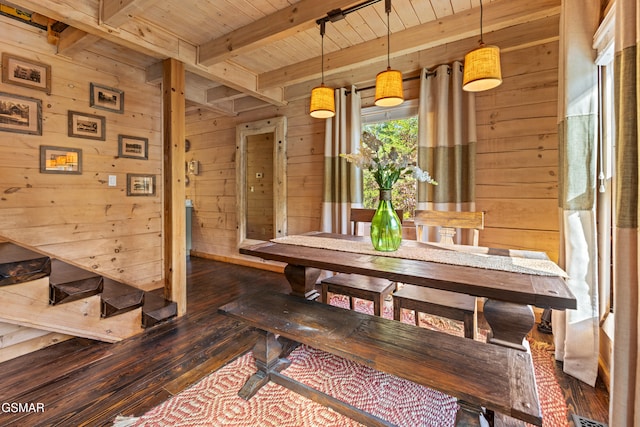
[127,173,156,196]
[118,135,148,160]
[68,110,105,140]
[0,91,42,135]
[90,83,124,113]
[2,53,51,94]
[40,145,82,174]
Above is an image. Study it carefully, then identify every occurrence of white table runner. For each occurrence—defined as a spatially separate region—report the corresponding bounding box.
[272,235,568,278]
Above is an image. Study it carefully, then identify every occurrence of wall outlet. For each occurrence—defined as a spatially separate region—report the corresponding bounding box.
[256,172,263,179]
[108,175,117,186]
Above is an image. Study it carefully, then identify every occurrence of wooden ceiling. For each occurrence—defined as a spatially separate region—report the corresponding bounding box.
[6,0,561,116]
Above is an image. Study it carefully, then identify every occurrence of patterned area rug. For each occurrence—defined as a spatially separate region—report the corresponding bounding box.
[126,345,458,427]
[331,295,569,427]
[116,295,568,427]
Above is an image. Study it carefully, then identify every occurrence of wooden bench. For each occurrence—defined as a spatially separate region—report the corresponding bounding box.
[320,208,403,317]
[394,209,486,340]
[219,291,542,427]
[322,274,395,316]
[393,284,476,338]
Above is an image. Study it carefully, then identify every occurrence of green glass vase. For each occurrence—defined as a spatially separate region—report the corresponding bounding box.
[370,188,402,251]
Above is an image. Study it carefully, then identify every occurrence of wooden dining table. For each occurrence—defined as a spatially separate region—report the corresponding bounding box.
[240,232,576,351]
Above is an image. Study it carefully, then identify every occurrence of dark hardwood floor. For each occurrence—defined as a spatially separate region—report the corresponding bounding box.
[0,257,609,426]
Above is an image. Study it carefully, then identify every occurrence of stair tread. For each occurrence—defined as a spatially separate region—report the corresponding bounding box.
[49,260,104,305]
[143,290,171,310]
[101,279,144,318]
[0,242,51,286]
[142,291,177,328]
[50,260,101,285]
[102,278,144,299]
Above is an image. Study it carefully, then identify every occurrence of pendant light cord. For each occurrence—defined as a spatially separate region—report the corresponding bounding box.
[320,21,326,84]
[386,0,391,69]
[479,0,484,45]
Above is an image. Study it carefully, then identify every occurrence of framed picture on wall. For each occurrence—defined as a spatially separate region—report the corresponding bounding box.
[118,135,148,160]
[39,145,82,174]
[0,91,42,135]
[90,83,124,113]
[68,110,106,140]
[2,53,51,94]
[127,173,155,196]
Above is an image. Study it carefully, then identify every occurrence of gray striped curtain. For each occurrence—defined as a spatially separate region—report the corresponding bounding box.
[321,86,362,234]
[553,0,600,387]
[416,62,477,244]
[611,0,640,424]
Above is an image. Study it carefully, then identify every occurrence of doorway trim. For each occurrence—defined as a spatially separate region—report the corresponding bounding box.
[236,116,287,247]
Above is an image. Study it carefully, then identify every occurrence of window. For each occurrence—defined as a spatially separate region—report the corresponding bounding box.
[594,4,616,324]
[361,99,418,219]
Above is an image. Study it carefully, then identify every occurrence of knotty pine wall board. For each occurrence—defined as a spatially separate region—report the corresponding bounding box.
[475,42,560,261]
[186,29,561,267]
[0,15,163,288]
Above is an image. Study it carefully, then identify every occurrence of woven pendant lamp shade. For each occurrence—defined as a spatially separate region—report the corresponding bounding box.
[462,44,502,92]
[374,67,404,107]
[309,84,335,118]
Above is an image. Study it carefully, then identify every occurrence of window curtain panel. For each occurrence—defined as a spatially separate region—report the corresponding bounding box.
[552,0,600,387]
[321,86,363,234]
[416,62,477,244]
[611,0,640,424]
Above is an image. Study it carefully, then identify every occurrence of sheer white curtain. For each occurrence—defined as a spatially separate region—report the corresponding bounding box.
[416,62,477,245]
[611,0,640,424]
[320,86,362,233]
[552,0,600,387]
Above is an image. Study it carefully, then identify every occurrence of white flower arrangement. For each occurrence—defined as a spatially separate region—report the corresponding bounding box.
[340,131,437,189]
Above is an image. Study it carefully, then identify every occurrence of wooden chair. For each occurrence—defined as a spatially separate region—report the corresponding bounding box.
[392,209,485,338]
[321,208,402,317]
[414,209,484,246]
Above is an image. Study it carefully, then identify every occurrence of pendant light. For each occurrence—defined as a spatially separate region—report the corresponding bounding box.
[374,0,403,107]
[462,0,502,92]
[309,21,335,118]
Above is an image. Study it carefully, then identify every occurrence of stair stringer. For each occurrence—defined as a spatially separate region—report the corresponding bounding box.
[0,277,142,343]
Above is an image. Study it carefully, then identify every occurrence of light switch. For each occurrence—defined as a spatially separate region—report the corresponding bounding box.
[108,175,117,186]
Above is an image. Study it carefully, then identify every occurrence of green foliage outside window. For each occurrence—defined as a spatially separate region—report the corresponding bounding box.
[362,117,419,219]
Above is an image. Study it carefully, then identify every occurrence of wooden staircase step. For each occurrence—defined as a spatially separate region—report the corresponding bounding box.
[142,290,177,328]
[0,242,51,286]
[49,260,103,305]
[101,279,144,318]
[0,277,142,342]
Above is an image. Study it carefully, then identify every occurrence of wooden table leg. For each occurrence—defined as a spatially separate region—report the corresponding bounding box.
[482,299,535,351]
[238,330,291,400]
[284,264,321,300]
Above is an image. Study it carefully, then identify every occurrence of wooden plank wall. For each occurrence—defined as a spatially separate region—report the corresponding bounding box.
[0,321,71,363]
[475,42,560,261]
[187,44,560,265]
[245,133,275,241]
[0,16,164,289]
[185,101,325,261]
